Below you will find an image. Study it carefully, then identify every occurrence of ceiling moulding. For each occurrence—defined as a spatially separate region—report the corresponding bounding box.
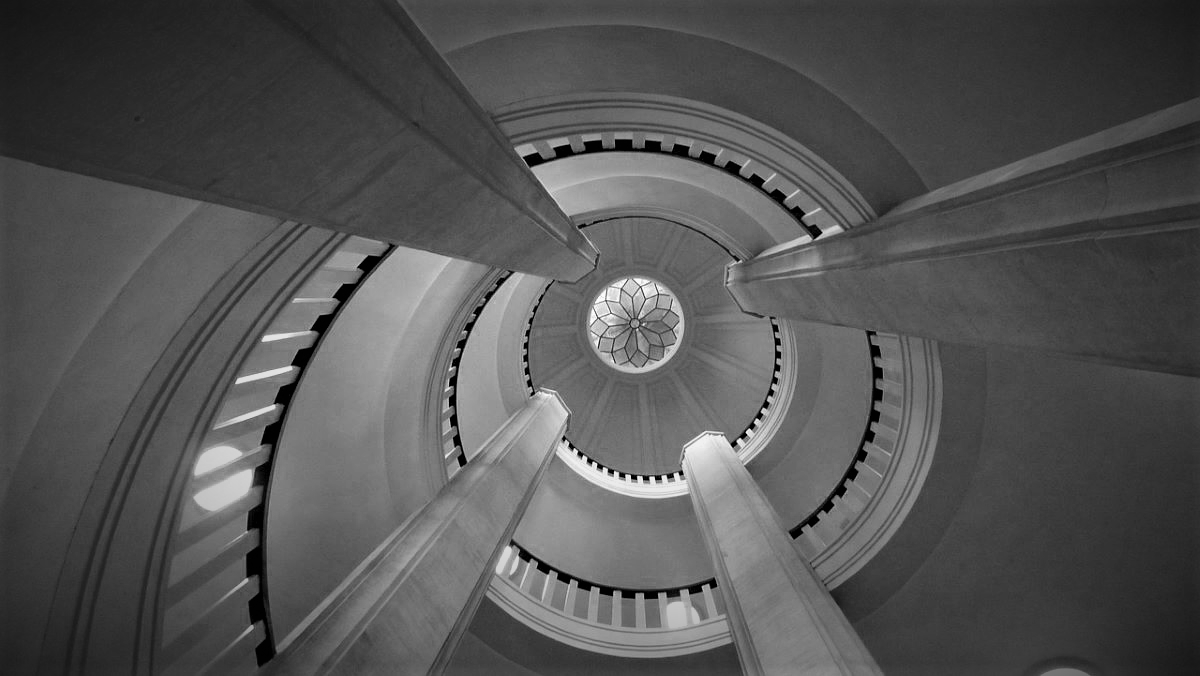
[496,92,876,233]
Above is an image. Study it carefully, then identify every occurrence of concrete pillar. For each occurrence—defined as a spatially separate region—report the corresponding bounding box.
[681,432,881,676]
[267,390,569,675]
[2,2,598,281]
[727,99,1200,376]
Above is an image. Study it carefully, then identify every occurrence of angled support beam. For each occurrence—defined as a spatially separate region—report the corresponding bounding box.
[266,390,569,675]
[681,432,881,675]
[1,1,598,280]
[727,99,1200,375]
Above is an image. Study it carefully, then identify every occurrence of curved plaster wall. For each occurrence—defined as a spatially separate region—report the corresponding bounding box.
[458,273,545,455]
[446,25,925,213]
[514,460,715,589]
[749,321,872,526]
[264,248,490,641]
[427,6,1200,193]
[0,158,254,505]
[843,347,1200,675]
[1,159,291,674]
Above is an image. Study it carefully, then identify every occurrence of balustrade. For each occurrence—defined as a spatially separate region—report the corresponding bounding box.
[162,235,390,675]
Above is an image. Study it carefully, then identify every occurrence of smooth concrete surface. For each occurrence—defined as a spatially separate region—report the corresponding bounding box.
[266,391,569,676]
[2,1,598,280]
[450,629,541,676]
[514,460,715,590]
[265,248,489,641]
[422,1,1199,193]
[728,100,1200,375]
[847,348,1199,675]
[458,273,543,456]
[1,157,204,506]
[446,24,924,214]
[831,343,988,624]
[683,433,881,675]
[1,205,335,673]
[748,321,871,529]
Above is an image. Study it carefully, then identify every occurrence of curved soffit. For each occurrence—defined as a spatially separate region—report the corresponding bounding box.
[446,24,925,213]
[268,248,489,639]
[426,5,1200,192]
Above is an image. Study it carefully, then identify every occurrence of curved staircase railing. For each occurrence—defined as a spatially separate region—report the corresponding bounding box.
[159,235,390,675]
[487,542,732,658]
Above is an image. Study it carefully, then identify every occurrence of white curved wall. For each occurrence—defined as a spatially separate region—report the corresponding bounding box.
[514,460,715,589]
[1,158,230,505]
[425,5,1199,193]
[1,159,288,672]
[750,321,872,526]
[445,25,925,213]
[265,249,489,641]
[458,274,544,456]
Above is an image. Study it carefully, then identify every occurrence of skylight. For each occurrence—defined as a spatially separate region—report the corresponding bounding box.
[587,276,683,373]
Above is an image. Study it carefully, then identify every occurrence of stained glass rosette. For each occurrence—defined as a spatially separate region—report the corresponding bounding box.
[587,277,683,371]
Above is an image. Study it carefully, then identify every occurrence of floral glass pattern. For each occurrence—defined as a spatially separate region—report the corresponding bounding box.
[587,277,683,371]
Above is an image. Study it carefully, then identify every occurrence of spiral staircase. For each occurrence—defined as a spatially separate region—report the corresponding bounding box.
[3,3,1198,676]
[121,86,945,672]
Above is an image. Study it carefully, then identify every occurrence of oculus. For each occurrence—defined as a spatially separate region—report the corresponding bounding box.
[587,276,684,372]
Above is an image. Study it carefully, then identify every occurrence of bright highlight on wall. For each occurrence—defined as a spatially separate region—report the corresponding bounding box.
[192,445,253,512]
[664,600,700,629]
[495,545,520,576]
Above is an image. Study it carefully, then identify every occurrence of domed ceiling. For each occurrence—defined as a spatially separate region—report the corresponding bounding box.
[527,216,776,475]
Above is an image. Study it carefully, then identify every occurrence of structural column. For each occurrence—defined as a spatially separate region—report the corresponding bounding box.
[727,99,1200,375]
[682,432,881,676]
[2,1,598,280]
[267,390,570,675]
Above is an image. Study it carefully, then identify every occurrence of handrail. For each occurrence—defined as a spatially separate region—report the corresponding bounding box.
[159,235,391,675]
[790,330,889,541]
[438,269,513,479]
[796,332,943,589]
[487,542,732,658]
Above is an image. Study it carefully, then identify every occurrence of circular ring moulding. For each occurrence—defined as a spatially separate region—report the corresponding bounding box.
[587,276,684,373]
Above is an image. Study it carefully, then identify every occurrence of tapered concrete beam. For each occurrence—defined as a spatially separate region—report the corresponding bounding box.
[727,99,1200,375]
[266,390,569,675]
[681,432,881,675]
[1,2,598,280]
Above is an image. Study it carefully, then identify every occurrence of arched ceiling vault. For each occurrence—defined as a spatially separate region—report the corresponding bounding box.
[410,1,1199,199]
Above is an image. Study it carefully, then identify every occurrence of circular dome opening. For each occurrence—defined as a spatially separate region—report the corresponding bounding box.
[586,276,684,373]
